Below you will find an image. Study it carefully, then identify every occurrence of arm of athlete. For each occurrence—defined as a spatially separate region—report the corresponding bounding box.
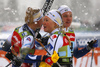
[21,35,59,65]
[73,40,98,58]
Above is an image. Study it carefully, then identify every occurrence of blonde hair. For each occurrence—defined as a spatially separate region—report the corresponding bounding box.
[54,11,63,28]
[25,7,40,24]
[56,11,71,46]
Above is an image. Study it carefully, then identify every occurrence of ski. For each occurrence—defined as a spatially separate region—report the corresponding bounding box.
[42,0,54,15]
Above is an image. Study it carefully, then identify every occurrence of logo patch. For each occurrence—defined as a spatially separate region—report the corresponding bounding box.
[26,37,31,41]
[52,35,57,39]
[63,36,69,46]
[66,33,75,41]
[22,32,27,36]
[47,43,53,51]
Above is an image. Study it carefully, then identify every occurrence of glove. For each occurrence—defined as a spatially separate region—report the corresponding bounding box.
[5,51,22,66]
[42,55,53,66]
[41,36,49,45]
[12,56,22,66]
[39,62,51,67]
[5,51,13,61]
[51,51,59,63]
[87,40,98,50]
[42,51,59,66]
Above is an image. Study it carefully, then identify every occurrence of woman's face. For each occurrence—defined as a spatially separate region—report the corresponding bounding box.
[43,16,56,33]
[62,11,72,28]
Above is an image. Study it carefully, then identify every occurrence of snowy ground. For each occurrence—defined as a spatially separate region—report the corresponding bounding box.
[0,30,100,67]
[0,58,11,67]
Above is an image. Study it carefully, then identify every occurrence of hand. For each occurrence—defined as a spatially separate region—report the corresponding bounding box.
[12,56,22,66]
[39,62,51,67]
[42,55,53,66]
[5,51,22,66]
[42,51,59,66]
[87,40,98,50]
[51,51,59,63]
[5,52,14,61]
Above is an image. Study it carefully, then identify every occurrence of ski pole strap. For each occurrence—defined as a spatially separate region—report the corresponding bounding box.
[42,0,54,15]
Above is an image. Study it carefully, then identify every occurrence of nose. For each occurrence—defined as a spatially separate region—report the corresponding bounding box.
[43,21,45,25]
[43,20,46,24]
[67,17,71,21]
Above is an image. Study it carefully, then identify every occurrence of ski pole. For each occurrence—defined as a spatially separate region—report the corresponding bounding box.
[42,0,54,16]
[6,61,13,67]
[90,40,97,67]
[90,49,94,67]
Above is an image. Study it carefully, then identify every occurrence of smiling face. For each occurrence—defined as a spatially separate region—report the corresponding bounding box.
[43,16,56,33]
[62,11,72,28]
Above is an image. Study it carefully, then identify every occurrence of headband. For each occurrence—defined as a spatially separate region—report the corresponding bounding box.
[46,10,63,26]
[58,5,72,14]
[33,9,43,22]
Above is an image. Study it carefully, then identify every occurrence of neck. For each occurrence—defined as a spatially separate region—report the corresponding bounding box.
[66,27,68,30]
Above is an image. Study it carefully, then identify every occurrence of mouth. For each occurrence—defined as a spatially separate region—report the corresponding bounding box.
[66,21,71,23]
[43,26,46,29]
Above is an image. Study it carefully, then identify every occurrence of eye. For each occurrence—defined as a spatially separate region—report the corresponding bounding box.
[63,15,68,17]
[44,18,48,22]
[70,14,72,17]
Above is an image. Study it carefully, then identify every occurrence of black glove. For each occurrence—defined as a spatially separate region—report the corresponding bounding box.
[5,51,22,66]
[87,40,98,50]
[87,40,94,48]
[12,56,22,66]
[5,51,14,61]
[41,36,49,45]
[87,40,95,48]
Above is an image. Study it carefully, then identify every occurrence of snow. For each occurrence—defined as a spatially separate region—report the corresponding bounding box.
[0,0,100,67]
[0,58,11,67]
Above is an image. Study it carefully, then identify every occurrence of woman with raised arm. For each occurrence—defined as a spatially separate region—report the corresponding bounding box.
[52,5,98,67]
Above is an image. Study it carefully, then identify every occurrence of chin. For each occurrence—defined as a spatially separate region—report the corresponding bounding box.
[44,29,47,32]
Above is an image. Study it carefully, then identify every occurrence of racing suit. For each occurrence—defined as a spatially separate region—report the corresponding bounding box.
[2,24,42,67]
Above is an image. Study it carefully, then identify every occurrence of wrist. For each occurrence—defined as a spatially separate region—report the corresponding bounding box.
[42,55,53,65]
[86,45,92,50]
[41,55,44,61]
[42,55,49,61]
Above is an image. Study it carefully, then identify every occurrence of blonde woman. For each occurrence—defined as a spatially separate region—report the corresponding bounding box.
[55,5,98,67]
[38,9,72,67]
[2,7,44,67]
[2,7,61,67]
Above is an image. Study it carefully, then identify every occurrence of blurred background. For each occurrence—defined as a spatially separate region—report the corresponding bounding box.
[0,0,100,32]
[0,0,100,67]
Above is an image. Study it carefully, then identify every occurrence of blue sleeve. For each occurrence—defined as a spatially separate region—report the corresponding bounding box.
[23,54,42,63]
[73,46,90,58]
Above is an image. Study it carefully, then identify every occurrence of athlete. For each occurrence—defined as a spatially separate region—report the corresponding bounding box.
[38,9,72,67]
[2,7,59,67]
[52,5,98,67]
